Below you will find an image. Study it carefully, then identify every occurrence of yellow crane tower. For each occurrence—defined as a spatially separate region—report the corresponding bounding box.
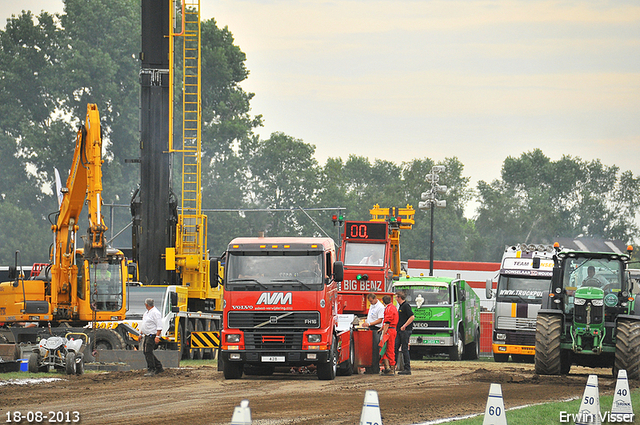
[369,204,415,278]
[166,0,222,313]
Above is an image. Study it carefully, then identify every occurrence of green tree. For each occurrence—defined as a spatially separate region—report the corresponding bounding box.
[243,132,320,236]
[475,149,640,261]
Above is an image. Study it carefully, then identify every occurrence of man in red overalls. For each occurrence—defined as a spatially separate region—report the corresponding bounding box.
[379,294,398,375]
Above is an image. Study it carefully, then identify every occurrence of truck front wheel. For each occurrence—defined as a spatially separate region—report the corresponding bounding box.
[318,339,337,380]
[222,358,243,379]
[448,331,464,361]
[535,313,564,375]
[614,320,640,380]
[337,336,354,376]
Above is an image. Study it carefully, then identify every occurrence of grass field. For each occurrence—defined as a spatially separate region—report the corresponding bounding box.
[443,389,639,425]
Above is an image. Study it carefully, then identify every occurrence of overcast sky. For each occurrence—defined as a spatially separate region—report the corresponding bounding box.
[2,0,640,219]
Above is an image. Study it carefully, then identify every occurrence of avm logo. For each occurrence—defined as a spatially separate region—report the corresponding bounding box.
[256,292,293,305]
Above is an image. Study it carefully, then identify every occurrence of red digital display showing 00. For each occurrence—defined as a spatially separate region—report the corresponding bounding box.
[345,222,387,241]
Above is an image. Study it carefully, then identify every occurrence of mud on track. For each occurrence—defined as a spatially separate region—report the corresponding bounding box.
[1,360,635,424]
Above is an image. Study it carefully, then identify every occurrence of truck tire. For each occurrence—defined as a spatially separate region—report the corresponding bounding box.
[463,327,480,360]
[175,321,187,360]
[493,353,509,362]
[193,319,204,360]
[448,331,464,361]
[318,339,337,380]
[65,352,76,375]
[222,358,243,379]
[186,320,200,360]
[535,313,564,375]
[28,352,41,373]
[93,328,126,350]
[337,336,355,376]
[614,320,640,380]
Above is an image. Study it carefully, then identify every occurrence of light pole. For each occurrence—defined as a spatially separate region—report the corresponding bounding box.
[418,165,447,276]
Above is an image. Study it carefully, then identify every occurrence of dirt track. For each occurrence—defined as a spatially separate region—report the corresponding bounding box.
[0,360,635,424]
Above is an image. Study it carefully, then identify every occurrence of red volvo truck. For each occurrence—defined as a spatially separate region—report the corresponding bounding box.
[218,237,356,380]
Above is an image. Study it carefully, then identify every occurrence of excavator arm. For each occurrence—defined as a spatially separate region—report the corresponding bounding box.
[50,104,107,315]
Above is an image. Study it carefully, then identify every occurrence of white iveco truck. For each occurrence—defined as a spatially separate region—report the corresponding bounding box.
[486,244,554,362]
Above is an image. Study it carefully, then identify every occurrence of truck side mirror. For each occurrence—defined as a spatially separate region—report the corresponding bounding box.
[209,258,220,288]
[170,291,178,312]
[333,261,344,283]
[485,279,493,299]
[8,266,17,281]
[127,263,138,282]
[551,267,563,299]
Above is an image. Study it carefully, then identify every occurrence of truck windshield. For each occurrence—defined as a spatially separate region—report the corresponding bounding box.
[564,257,623,292]
[401,285,450,306]
[89,261,123,311]
[126,287,168,319]
[343,242,385,266]
[496,276,548,304]
[226,252,324,290]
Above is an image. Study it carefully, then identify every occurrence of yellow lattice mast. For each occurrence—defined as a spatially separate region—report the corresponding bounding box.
[167,0,219,305]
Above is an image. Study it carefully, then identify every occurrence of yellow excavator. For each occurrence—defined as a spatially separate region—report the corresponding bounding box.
[0,104,130,350]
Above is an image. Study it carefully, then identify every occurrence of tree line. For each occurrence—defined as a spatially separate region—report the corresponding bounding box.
[0,0,638,266]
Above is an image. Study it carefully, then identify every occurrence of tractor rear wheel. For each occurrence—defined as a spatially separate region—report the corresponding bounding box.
[614,320,640,380]
[535,313,564,375]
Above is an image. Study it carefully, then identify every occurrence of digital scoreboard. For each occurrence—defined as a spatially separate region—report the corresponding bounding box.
[344,221,387,241]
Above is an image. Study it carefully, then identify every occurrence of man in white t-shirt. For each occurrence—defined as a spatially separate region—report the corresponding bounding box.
[140,298,164,376]
[364,293,385,330]
[363,293,385,374]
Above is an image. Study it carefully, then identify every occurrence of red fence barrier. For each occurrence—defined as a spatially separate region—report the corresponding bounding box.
[480,312,493,354]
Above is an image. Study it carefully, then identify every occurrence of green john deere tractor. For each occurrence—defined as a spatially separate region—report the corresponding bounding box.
[535,245,640,379]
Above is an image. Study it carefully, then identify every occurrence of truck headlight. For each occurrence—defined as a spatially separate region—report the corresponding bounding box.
[226,334,241,343]
[496,333,506,341]
[307,334,322,343]
[591,299,603,307]
[574,298,586,306]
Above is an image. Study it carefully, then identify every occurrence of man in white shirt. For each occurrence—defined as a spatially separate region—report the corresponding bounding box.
[140,298,164,376]
[363,293,385,374]
[360,250,383,265]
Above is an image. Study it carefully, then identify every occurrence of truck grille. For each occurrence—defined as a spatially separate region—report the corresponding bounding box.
[574,302,603,324]
[413,321,449,329]
[504,330,535,346]
[244,331,304,350]
[228,311,320,329]
[497,317,537,331]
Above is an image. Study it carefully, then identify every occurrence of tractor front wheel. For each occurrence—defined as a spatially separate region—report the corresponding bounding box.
[535,313,565,375]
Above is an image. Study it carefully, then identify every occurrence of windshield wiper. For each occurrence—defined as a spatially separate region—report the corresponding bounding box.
[228,278,269,290]
[271,278,313,290]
